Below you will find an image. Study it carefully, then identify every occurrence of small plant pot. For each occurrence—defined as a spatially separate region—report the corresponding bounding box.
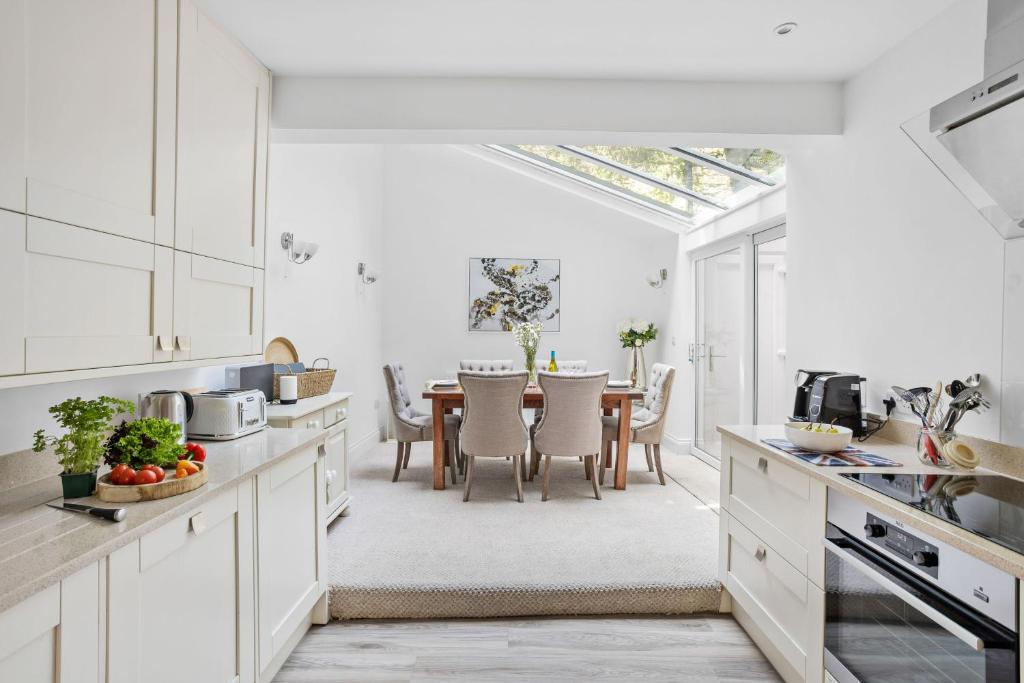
[60,470,98,499]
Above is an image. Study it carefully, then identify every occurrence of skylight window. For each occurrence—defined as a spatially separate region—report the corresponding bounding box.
[489,144,785,229]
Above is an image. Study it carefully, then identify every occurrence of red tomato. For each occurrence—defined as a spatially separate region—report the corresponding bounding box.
[185,442,207,462]
[110,464,131,485]
[142,465,165,483]
[117,467,137,485]
[132,469,158,485]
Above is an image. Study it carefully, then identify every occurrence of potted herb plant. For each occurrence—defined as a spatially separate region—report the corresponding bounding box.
[33,396,135,498]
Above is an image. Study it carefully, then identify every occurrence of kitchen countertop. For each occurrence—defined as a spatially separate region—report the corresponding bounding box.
[0,426,326,615]
[719,424,1024,580]
[266,391,353,420]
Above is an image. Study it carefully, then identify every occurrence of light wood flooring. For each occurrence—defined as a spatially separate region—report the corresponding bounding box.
[274,615,781,682]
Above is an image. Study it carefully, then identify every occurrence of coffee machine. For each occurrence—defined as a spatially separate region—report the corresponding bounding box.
[792,370,867,436]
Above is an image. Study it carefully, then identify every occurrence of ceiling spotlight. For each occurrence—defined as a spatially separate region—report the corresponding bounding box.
[773,22,798,36]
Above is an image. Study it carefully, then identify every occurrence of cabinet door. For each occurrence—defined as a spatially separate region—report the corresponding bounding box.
[0,215,173,376]
[108,485,256,683]
[324,422,349,516]
[256,445,324,672]
[173,251,264,361]
[0,0,176,243]
[176,0,270,267]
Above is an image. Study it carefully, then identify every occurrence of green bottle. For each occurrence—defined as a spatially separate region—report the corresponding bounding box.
[548,350,558,372]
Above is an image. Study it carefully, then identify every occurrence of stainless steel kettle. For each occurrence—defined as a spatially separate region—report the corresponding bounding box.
[139,391,194,443]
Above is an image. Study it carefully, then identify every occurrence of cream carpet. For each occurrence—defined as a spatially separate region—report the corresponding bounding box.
[327,442,722,620]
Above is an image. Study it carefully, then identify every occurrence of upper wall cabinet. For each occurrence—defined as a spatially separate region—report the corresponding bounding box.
[0,0,177,244]
[176,0,270,268]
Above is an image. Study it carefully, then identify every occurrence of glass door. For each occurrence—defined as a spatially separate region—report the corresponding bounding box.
[754,229,788,424]
[694,247,744,460]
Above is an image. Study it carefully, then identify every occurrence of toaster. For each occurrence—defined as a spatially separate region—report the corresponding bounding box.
[187,389,267,440]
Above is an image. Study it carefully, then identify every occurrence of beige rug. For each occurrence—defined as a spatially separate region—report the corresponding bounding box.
[327,442,722,619]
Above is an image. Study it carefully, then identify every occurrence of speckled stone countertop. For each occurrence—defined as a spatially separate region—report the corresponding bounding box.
[265,391,352,420]
[0,427,326,615]
[719,425,1024,579]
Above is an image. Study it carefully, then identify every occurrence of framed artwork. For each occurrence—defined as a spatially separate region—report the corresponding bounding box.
[468,258,560,331]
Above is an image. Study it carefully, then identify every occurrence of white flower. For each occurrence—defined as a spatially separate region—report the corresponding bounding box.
[511,321,543,352]
[617,319,634,335]
[631,319,649,333]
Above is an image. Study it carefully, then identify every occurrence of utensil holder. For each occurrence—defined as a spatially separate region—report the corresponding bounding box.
[918,427,954,468]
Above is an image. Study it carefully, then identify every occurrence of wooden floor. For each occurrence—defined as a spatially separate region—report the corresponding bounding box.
[274,615,781,682]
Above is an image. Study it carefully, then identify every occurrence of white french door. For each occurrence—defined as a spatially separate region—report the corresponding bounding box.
[692,221,785,463]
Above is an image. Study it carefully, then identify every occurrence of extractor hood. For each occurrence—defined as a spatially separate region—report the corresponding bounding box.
[906,0,1024,239]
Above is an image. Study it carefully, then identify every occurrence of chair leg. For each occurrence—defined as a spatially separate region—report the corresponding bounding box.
[583,454,591,480]
[542,455,552,501]
[463,455,475,502]
[514,454,524,503]
[402,442,411,469]
[588,455,602,500]
[392,441,405,482]
[529,433,539,480]
[599,441,608,485]
[654,443,666,485]
[645,444,655,472]
[448,440,458,485]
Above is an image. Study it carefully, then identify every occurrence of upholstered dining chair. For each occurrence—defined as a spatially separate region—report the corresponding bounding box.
[533,371,608,501]
[459,359,514,372]
[528,359,590,476]
[382,363,461,484]
[599,364,676,486]
[458,371,529,502]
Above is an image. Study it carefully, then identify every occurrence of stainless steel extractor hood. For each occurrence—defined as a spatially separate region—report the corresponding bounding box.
[907,0,1024,239]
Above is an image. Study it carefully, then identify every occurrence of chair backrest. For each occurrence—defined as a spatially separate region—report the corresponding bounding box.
[533,359,588,374]
[459,359,514,372]
[382,363,416,422]
[458,371,529,457]
[534,371,608,457]
[635,364,676,439]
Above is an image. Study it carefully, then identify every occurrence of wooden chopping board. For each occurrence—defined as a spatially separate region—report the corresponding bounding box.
[96,463,207,503]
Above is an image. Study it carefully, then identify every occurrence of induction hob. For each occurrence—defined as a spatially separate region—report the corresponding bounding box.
[841,472,1024,556]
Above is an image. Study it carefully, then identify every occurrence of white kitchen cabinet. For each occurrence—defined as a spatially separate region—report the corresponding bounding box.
[0,562,103,683]
[0,0,176,244]
[0,214,174,376]
[176,0,270,267]
[256,444,327,677]
[323,423,350,520]
[173,251,264,362]
[108,484,256,683]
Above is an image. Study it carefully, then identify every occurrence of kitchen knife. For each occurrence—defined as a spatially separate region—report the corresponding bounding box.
[47,502,127,522]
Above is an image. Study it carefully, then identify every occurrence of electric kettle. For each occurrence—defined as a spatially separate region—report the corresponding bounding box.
[139,390,194,443]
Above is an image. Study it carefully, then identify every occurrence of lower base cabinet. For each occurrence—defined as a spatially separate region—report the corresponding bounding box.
[0,562,102,683]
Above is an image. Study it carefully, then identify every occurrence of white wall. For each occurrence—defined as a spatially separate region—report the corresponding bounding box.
[265,144,386,447]
[380,145,678,396]
[786,0,1005,439]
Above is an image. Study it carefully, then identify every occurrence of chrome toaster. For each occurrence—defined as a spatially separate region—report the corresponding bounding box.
[187,389,267,440]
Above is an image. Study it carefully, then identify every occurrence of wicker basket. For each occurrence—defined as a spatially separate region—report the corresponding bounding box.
[272,358,336,400]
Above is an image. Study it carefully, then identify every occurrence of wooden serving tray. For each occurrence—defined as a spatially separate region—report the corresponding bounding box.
[96,463,208,503]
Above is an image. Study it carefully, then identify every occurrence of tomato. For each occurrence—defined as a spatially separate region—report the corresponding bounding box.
[117,467,137,485]
[142,465,165,483]
[132,469,159,485]
[185,442,207,462]
[110,464,131,485]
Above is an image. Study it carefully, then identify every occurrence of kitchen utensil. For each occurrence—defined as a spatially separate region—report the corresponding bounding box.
[139,390,194,444]
[946,379,967,398]
[943,438,980,469]
[926,381,942,425]
[264,336,299,364]
[47,502,127,522]
[784,422,854,453]
[96,462,208,503]
[964,373,982,388]
[188,389,267,440]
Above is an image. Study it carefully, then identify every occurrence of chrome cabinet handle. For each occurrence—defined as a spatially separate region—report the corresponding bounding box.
[757,457,768,473]
[307,420,320,429]
[754,546,767,562]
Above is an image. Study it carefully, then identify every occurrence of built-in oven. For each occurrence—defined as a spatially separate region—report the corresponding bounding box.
[824,492,1018,683]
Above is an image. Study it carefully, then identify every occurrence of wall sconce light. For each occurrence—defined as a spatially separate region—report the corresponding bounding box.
[646,268,669,289]
[281,232,319,264]
[357,262,378,285]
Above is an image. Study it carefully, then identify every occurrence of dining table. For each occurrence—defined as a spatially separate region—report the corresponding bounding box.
[421,385,646,491]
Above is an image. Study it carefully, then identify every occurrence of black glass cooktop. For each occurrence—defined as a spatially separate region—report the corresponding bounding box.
[841,472,1024,556]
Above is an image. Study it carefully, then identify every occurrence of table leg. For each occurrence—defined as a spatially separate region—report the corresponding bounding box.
[614,397,632,490]
[432,398,445,490]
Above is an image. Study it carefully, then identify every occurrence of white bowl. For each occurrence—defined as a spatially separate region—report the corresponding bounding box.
[784,422,853,453]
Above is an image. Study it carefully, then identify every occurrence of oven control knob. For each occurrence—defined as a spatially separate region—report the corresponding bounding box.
[912,550,938,567]
[863,523,887,538]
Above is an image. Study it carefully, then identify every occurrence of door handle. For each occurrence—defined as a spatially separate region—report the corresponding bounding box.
[757,456,768,473]
[190,511,206,536]
[754,545,767,562]
[157,335,172,351]
[176,335,191,351]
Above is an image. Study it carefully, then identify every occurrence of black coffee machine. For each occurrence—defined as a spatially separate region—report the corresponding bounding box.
[792,370,867,436]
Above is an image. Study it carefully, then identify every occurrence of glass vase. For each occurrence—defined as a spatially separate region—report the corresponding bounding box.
[628,345,647,389]
[525,348,537,384]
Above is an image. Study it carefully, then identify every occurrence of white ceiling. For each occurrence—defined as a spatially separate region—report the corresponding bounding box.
[198,0,959,80]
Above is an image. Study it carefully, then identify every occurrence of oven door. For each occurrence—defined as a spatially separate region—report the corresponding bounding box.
[824,526,1017,683]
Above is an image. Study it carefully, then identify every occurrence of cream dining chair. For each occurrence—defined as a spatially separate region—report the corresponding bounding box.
[533,371,608,501]
[382,363,461,484]
[458,371,529,502]
[459,360,514,372]
[528,359,589,477]
[599,364,676,486]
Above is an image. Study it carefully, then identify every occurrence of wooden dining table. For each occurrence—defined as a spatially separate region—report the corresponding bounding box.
[422,385,645,491]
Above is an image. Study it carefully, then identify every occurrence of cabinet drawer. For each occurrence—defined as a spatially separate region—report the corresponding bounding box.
[322,401,348,428]
[726,440,823,573]
[293,409,325,430]
[724,513,823,682]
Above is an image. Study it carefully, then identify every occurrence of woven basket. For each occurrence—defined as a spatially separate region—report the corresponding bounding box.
[273,367,336,400]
